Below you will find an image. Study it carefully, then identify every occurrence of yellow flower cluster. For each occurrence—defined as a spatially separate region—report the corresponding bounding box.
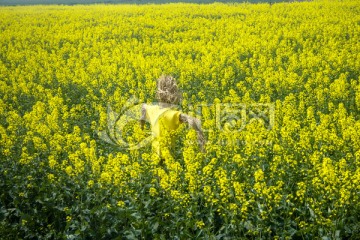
[1,0,359,237]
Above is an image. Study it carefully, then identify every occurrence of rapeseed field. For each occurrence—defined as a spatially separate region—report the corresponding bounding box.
[1,0,359,238]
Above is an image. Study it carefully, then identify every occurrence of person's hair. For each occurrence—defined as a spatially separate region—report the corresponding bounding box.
[155,75,181,104]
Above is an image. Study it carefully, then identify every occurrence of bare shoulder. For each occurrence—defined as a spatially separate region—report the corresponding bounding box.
[140,103,147,120]
[142,103,150,112]
[179,113,188,123]
[179,113,201,125]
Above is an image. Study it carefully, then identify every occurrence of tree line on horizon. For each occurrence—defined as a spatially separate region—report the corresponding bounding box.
[0,0,299,6]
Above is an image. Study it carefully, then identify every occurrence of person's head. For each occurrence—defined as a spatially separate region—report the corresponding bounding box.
[156,75,181,105]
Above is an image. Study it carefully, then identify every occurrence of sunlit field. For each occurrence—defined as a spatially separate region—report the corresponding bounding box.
[1,0,360,238]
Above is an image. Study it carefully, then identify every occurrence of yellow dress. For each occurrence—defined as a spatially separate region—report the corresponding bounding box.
[145,104,182,157]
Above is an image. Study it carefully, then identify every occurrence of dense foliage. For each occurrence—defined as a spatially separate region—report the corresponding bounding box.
[1,1,360,239]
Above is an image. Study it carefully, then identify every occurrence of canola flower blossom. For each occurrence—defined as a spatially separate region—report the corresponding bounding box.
[0,0,360,239]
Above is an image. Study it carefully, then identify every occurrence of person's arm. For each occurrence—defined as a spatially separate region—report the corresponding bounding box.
[179,114,206,152]
[140,104,146,130]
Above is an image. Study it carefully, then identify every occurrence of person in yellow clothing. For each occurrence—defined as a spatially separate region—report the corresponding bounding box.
[140,75,205,158]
